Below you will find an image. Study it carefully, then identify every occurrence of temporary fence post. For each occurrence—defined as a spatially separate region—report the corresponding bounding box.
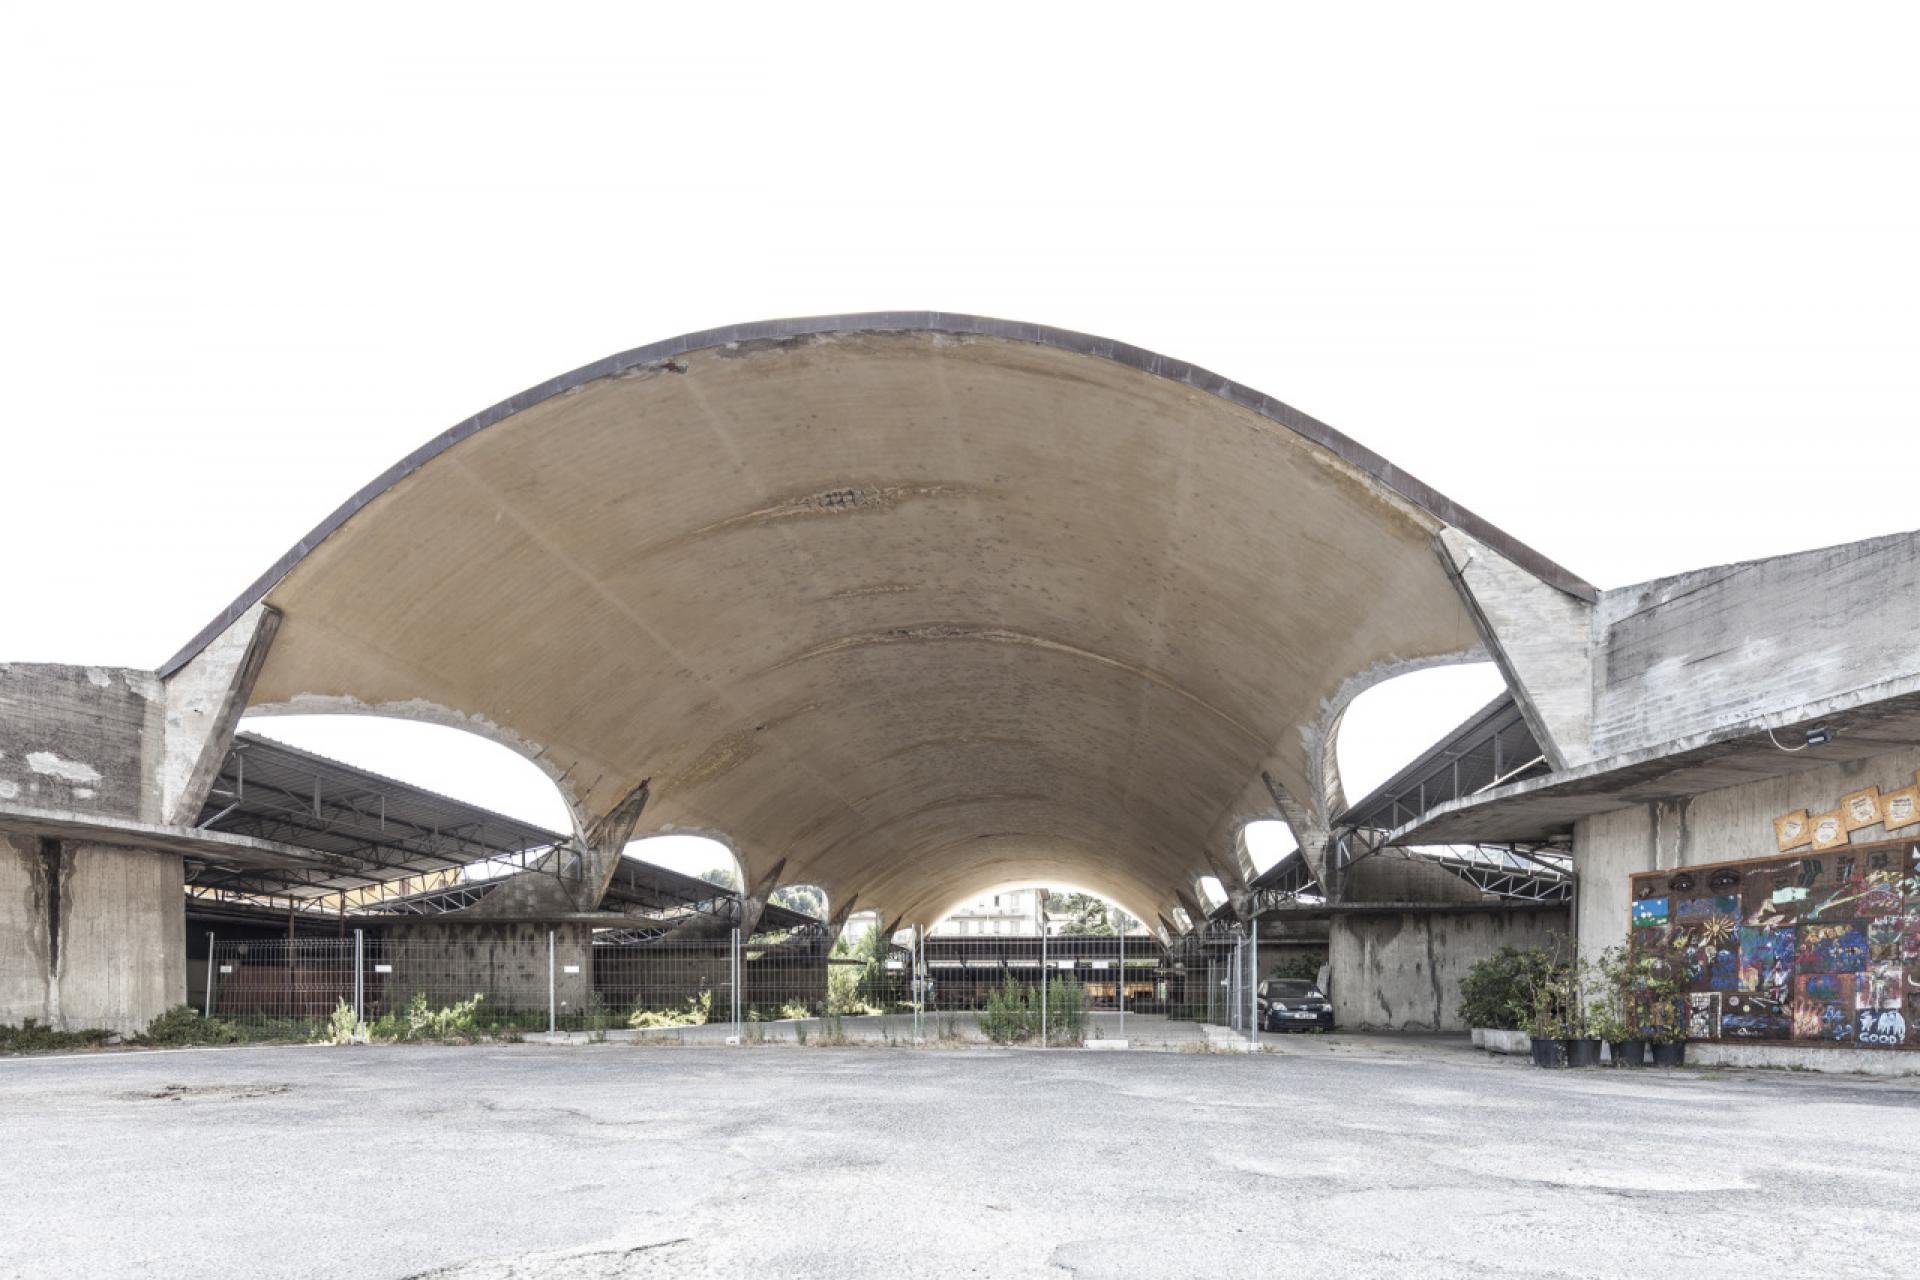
[548,929,556,1036]
[1249,920,1259,1049]
[1230,939,1241,1031]
[731,928,741,1043]
[1041,927,1049,1048]
[1118,914,1126,1040]
[353,929,364,1026]
[204,931,216,1017]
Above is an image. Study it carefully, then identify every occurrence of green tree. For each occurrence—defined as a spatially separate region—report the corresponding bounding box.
[699,866,741,891]
[1051,891,1115,936]
[770,883,826,919]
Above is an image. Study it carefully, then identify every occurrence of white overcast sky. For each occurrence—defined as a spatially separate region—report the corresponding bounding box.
[4,6,1916,892]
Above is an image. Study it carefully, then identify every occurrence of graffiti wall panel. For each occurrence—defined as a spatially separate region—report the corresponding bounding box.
[1628,839,1919,1049]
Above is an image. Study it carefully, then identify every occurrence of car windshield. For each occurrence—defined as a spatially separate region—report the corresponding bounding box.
[1269,980,1321,999]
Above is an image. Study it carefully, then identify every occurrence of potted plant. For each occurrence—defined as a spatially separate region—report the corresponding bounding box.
[1638,963,1687,1067]
[1593,946,1647,1067]
[1560,959,1603,1067]
[1460,945,1552,1054]
[1525,966,1567,1068]
[1649,1023,1688,1066]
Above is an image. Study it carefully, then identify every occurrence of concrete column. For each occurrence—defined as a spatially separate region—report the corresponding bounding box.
[1,835,186,1034]
[467,781,651,917]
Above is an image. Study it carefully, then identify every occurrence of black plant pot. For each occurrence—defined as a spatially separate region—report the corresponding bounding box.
[1529,1037,1565,1068]
[1609,1039,1648,1068]
[1650,1041,1686,1067]
[1564,1037,1604,1068]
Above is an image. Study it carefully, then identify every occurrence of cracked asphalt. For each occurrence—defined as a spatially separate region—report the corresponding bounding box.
[2,1035,1916,1278]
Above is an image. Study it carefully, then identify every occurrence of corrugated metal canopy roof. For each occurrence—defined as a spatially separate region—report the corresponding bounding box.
[192,732,570,898]
[189,732,825,927]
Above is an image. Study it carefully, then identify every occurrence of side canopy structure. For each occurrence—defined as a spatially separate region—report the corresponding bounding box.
[163,314,1590,927]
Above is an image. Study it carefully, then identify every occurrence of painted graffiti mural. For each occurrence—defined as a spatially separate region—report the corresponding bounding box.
[1629,839,1920,1048]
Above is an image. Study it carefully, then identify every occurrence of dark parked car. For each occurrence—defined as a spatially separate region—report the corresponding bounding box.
[1257,979,1333,1032]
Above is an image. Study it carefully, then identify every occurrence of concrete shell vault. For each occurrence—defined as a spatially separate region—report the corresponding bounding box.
[165,314,1591,927]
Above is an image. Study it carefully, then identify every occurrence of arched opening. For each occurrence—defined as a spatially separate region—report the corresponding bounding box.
[1331,662,1507,804]
[1196,875,1228,914]
[238,713,575,833]
[768,883,828,920]
[915,883,1159,1033]
[1239,819,1298,876]
[219,712,585,911]
[622,833,743,892]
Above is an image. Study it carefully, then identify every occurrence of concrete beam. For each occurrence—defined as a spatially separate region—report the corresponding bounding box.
[1437,528,1595,770]
[1263,770,1339,902]
[155,604,280,826]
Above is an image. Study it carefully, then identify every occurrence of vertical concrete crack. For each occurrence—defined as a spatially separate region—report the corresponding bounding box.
[39,837,63,977]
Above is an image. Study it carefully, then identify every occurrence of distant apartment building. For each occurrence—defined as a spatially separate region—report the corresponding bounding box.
[932,888,1049,936]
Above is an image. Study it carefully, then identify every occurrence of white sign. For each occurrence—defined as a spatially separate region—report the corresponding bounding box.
[218,965,233,974]
[562,964,580,974]
[373,964,393,974]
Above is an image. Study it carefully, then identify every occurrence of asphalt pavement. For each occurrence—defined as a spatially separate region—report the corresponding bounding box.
[2,1033,1915,1278]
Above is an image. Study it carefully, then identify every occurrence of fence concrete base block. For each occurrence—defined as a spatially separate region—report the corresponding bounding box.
[1084,1039,1129,1051]
[1470,1027,1486,1048]
[1480,1029,1530,1055]
[1686,1042,1920,1076]
[1201,1026,1259,1052]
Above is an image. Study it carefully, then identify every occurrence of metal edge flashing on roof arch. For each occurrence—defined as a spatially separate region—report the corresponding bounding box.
[157,312,1596,678]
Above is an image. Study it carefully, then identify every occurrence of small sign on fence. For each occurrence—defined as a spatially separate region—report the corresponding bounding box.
[218,965,233,974]
[562,964,580,974]
[374,964,393,974]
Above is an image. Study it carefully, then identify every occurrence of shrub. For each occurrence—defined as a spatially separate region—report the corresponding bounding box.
[826,964,881,1017]
[627,990,712,1029]
[582,992,625,1032]
[1458,946,1560,1031]
[322,999,363,1046]
[408,991,485,1041]
[369,992,486,1042]
[0,1019,112,1053]
[1046,977,1089,1045]
[139,1006,239,1047]
[1267,952,1326,983]
[978,977,1089,1044]
[981,977,1039,1043]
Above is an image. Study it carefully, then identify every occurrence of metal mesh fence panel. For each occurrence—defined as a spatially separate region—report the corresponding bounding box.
[206,938,357,1034]
[204,928,1212,1045]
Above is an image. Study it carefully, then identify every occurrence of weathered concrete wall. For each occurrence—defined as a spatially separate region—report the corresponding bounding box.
[1344,855,1493,904]
[0,664,160,819]
[1,835,186,1034]
[1255,942,1328,984]
[1573,741,1920,968]
[378,921,592,1022]
[1329,906,1569,1031]
[1591,531,1920,758]
[0,838,43,1021]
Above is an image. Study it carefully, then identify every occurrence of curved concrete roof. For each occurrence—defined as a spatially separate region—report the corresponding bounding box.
[169,314,1589,925]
